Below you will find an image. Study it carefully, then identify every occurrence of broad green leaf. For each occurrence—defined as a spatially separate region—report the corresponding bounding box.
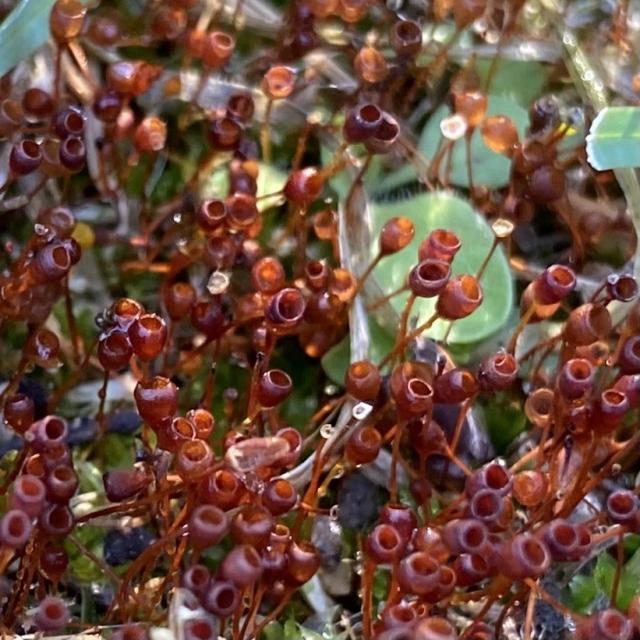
[263,623,284,640]
[566,574,598,614]
[200,162,287,211]
[594,547,640,610]
[476,59,547,106]
[321,317,394,384]
[377,95,529,191]
[586,107,640,170]
[370,191,513,344]
[0,0,55,78]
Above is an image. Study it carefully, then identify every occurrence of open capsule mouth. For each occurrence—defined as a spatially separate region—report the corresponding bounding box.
[521,537,548,568]
[461,522,487,551]
[181,440,210,463]
[18,476,44,498]
[138,314,164,333]
[602,389,628,410]
[608,273,639,302]
[566,358,594,382]
[586,305,612,338]
[598,610,631,637]
[546,264,576,292]
[214,470,240,494]
[374,115,400,144]
[608,491,637,518]
[409,553,439,577]
[407,378,434,402]
[550,522,578,548]
[390,605,416,623]
[172,417,197,439]
[395,20,422,43]
[484,463,510,492]
[45,505,73,532]
[63,111,85,135]
[375,525,402,551]
[273,290,305,322]
[20,140,42,160]
[186,619,214,640]
[471,490,502,520]
[358,103,383,126]
[432,228,461,252]
[459,275,482,303]
[6,512,29,538]
[43,417,68,442]
[493,353,517,376]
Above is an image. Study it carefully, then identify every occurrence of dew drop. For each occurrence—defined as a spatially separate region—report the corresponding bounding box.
[207,270,230,295]
[320,423,334,439]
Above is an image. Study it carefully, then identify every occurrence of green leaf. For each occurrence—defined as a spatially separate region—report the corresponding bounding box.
[567,574,598,614]
[284,621,324,640]
[594,547,640,610]
[480,395,526,453]
[263,623,284,640]
[378,95,529,191]
[370,191,513,344]
[0,0,55,78]
[476,59,547,107]
[586,107,640,170]
[321,317,395,384]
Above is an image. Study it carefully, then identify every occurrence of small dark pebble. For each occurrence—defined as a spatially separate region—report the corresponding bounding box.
[107,409,141,434]
[337,472,384,531]
[104,527,155,566]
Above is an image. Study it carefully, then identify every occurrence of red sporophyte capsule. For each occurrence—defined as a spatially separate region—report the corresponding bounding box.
[343,103,383,144]
[466,488,507,526]
[190,298,229,340]
[256,369,293,408]
[227,92,255,123]
[196,199,227,232]
[396,551,440,596]
[265,287,306,329]
[414,617,458,640]
[208,116,243,151]
[593,389,629,433]
[607,490,640,528]
[50,0,86,43]
[390,361,434,419]
[346,426,382,465]
[231,505,274,549]
[203,580,241,616]
[419,228,461,263]
[305,259,330,291]
[433,368,477,404]
[478,351,518,391]
[275,427,303,467]
[365,112,400,154]
[539,519,581,561]
[37,206,76,238]
[465,462,512,498]
[557,358,595,400]
[379,217,415,255]
[366,523,403,563]
[188,505,229,549]
[107,60,161,96]
[30,241,72,284]
[381,602,417,630]
[283,167,324,206]
[286,540,320,585]
[251,256,285,295]
[98,329,133,371]
[176,440,214,480]
[391,19,423,58]
[23,89,54,119]
[183,618,216,640]
[354,45,387,84]
[262,66,296,99]
[437,274,483,320]
[103,468,148,502]
[576,609,633,640]
[607,273,639,303]
[226,192,258,229]
[203,236,238,271]
[39,503,75,537]
[513,470,548,507]
[199,468,245,510]
[29,416,68,452]
[409,259,451,298]
[151,6,187,40]
[93,91,123,123]
[45,465,78,503]
[527,165,566,203]
[134,117,167,153]
[10,476,44,517]
[442,518,489,555]
[618,336,640,374]
[59,136,85,173]
[111,625,147,640]
[262,479,298,515]
[10,139,42,175]
[40,543,69,582]
[380,503,417,545]
[134,376,179,427]
[186,408,215,440]
[524,387,554,429]
[534,264,577,305]
[110,297,144,329]
[182,564,211,599]
[481,115,519,155]
[499,533,550,580]
[127,313,167,361]
[34,596,70,631]
[564,303,612,346]
[345,360,381,402]
[453,90,488,128]
[0,509,32,547]
[163,281,196,320]
[4,393,35,433]
[202,31,235,68]
[220,544,264,587]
